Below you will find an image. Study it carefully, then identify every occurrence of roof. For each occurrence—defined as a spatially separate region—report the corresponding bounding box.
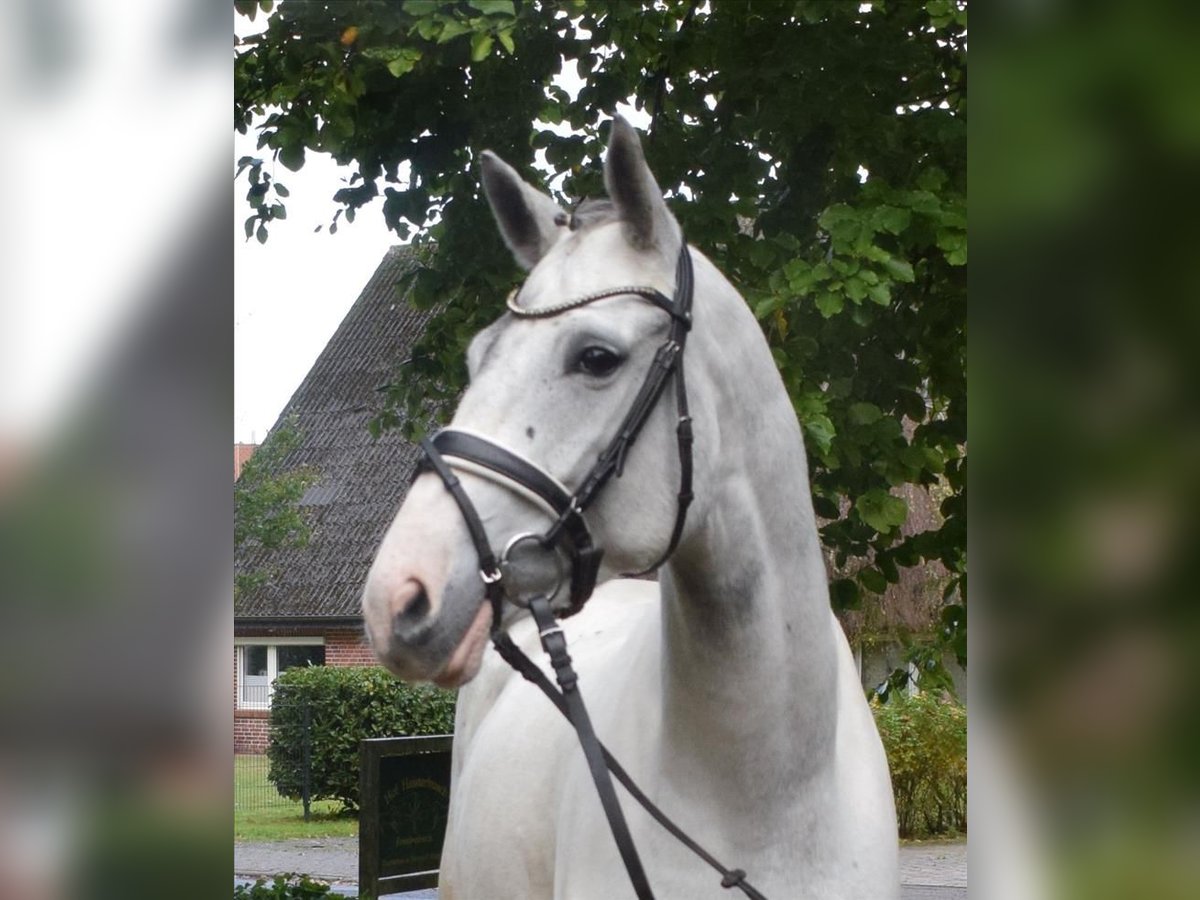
[235,245,436,622]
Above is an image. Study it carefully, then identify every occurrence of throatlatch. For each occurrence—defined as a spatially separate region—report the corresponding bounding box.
[417,240,769,900]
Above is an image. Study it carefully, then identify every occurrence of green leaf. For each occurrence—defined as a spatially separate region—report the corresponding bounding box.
[815,292,844,318]
[273,183,289,198]
[497,27,515,55]
[817,203,860,241]
[865,282,892,306]
[860,567,887,594]
[413,16,439,40]
[878,553,900,583]
[256,224,268,244]
[876,205,912,235]
[830,578,861,611]
[802,414,836,454]
[812,494,840,520]
[881,256,915,283]
[387,52,421,77]
[403,0,439,14]
[937,229,967,265]
[437,19,472,43]
[279,143,305,172]
[468,0,515,14]
[244,216,256,241]
[855,489,908,533]
[754,295,780,319]
[848,402,882,425]
[470,32,494,62]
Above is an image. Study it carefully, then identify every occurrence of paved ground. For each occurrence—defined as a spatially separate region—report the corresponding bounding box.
[236,837,966,898]
[897,840,967,899]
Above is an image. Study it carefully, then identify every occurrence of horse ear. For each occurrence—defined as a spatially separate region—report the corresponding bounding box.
[480,151,564,270]
[604,116,681,254]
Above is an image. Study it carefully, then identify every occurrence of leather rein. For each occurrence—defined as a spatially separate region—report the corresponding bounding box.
[417,241,768,900]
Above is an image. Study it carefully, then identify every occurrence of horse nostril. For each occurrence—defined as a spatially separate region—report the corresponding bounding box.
[392,584,432,643]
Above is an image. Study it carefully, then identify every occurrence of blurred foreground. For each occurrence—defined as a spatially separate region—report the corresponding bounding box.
[972,2,1200,898]
[0,2,232,899]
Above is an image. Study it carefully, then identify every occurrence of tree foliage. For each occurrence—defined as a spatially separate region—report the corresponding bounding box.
[233,415,318,596]
[235,0,967,665]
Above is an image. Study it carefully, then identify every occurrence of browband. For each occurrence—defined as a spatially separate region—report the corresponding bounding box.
[508,285,690,325]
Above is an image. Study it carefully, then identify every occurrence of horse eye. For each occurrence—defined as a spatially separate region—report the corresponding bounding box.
[575,346,623,377]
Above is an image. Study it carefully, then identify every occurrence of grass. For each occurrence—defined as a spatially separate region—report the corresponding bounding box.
[235,755,358,841]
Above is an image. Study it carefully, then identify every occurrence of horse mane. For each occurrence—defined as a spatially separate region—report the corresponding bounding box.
[558,197,618,232]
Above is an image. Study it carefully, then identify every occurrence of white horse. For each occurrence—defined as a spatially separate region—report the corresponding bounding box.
[362,117,898,899]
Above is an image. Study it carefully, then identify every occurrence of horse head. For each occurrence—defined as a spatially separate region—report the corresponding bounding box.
[361,118,716,687]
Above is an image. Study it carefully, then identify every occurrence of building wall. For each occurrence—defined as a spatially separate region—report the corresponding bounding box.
[234,626,375,754]
[326,629,377,666]
[234,443,257,480]
[235,710,270,754]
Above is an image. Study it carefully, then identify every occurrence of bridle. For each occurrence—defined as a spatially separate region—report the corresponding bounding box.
[422,238,696,620]
[417,240,768,900]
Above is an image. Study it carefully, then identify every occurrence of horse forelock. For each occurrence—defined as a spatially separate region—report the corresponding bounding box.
[563,197,618,231]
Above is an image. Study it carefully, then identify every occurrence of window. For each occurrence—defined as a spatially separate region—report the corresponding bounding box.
[241,645,269,707]
[236,639,325,709]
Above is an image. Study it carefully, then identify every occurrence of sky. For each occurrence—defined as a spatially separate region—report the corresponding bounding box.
[233,137,397,444]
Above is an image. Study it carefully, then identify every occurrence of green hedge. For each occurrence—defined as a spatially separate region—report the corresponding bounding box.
[267,666,456,812]
[872,691,967,838]
[234,875,333,899]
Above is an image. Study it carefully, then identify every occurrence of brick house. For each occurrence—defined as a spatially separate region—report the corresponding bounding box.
[234,442,257,479]
[234,246,436,753]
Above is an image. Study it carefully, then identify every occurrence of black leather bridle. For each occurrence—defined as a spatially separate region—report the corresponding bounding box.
[417,240,768,900]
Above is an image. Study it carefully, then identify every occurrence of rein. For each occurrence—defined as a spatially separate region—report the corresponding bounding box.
[418,241,768,900]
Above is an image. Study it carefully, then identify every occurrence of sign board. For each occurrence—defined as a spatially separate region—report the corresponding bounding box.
[359,735,453,898]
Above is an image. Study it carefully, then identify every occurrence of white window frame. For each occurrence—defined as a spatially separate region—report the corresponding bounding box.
[235,637,325,710]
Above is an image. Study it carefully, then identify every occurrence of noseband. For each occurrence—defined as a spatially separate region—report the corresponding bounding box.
[417,240,767,900]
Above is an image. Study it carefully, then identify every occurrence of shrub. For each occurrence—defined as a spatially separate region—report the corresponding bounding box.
[872,691,967,838]
[267,666,456,812]
[234,875,333,899]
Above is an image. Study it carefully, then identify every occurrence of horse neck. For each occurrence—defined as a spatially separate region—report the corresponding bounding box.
[656,256,839,801]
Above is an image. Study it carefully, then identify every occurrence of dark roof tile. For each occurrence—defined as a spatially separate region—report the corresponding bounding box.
[235,246,436,621]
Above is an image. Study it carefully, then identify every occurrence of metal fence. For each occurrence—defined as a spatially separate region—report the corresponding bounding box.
[234,693,323,819]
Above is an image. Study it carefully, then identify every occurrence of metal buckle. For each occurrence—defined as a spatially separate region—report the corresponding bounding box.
[480,566,503,585]
[498,532,567,608]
